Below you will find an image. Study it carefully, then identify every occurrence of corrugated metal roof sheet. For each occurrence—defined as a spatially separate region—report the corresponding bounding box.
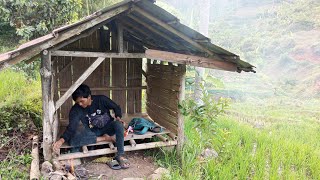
[0,0,255,73]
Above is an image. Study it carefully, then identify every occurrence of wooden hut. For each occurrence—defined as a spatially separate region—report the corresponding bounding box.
[0,0,255,161]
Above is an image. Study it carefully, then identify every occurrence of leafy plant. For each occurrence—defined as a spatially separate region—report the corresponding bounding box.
[0,0,82,40]
[179,89,230,131]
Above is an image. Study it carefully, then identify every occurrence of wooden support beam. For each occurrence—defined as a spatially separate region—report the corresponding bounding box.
[177,64,186,153]
[129,139,136,147]
[117,22,124,53]
[82,146,89,154]
[108,143,115,150]
[132,5,216,57]
[145,49,237,72]
[51,50,145,58]
[41,50,54,161]
[59,86,147,91]
[55,57,105,111]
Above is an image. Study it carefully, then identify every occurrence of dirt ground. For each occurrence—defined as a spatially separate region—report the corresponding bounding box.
[82,150,159,180]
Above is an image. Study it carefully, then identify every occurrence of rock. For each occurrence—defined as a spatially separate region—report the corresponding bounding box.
[201,148,218,159]
[154,167,169,175]
[41,161,53,179]
[49,170,66,180]
[49,174,64,180]
[148,167,170,180]
[148,174,162,180]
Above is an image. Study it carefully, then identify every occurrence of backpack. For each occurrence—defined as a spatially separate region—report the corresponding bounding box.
[128,118,163,135]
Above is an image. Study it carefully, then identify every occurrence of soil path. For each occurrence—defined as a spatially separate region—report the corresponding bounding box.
[83,151,158,180]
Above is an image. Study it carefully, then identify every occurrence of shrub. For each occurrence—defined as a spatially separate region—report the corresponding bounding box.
[0,69,42,133]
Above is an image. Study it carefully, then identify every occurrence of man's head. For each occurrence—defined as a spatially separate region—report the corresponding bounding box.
[72,84,92,108]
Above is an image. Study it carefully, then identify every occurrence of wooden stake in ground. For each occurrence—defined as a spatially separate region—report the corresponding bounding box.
[30,136,40,180]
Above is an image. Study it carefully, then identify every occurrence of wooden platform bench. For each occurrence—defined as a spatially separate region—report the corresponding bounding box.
[55,114,178,160]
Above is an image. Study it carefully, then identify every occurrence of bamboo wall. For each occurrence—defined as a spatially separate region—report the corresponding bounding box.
[146,63,185,134]
[52,28,143,128]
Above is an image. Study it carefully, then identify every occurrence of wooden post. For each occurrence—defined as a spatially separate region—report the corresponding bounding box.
[41,50,54,160]
[177,64,186,154]
[117,23,124,53]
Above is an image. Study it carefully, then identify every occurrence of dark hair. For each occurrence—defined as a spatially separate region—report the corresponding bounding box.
[72,84,91,101]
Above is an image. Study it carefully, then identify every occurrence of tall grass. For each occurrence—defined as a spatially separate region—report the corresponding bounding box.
[154,99,320,179]
[0,69,41,106]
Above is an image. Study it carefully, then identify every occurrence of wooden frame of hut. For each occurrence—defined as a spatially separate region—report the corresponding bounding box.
[0,0,255,161]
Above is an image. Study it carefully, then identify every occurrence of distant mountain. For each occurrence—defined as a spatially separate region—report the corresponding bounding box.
[160,0,320,98]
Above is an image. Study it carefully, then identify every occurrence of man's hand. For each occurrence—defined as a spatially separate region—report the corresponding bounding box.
[53,138,65,153]
[116,117,126,126]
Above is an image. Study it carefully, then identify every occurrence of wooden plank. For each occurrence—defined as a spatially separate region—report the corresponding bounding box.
[146,93,178,111]
[147,64,185,75]
[133,59,142,113]
[57,57,73,121]
[146,104,178,126]
[147,79,180,91]
[103,58,111,97]
[147,76,180,87]
[146,49,237,71]
[147,87,178,99]
[51,50,145,58]
[146,101,178,119]
[55,57,105,111]
[57,140,177,160]
[127,58,135,114]
[147,107,177,134]
[112,58,127,113]
[147,72,181,81]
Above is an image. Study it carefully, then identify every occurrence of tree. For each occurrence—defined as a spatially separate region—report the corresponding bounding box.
[0,0,82,40]
[194,0,210,104]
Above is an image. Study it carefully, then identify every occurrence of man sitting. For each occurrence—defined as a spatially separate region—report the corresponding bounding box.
[53,84,129,169]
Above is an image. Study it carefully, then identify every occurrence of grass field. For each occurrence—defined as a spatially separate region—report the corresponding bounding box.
[155,98,320,179]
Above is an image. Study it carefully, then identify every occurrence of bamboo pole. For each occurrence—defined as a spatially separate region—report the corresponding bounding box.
[168,133,178,140]
[30,136,40,180]
[156,134,168,142]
